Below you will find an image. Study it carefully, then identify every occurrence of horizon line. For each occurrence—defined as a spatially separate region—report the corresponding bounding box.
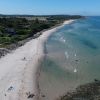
[0,13,100,16]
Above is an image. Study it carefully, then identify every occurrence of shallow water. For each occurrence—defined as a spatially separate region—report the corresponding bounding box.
[39,17,100,100]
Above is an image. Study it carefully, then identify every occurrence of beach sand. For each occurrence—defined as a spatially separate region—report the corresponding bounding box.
[0,20,74,100]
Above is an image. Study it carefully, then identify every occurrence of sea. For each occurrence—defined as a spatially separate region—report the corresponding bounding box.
[39,16,100,100]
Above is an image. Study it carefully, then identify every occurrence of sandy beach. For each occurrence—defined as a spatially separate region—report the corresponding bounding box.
[0,20,74,100]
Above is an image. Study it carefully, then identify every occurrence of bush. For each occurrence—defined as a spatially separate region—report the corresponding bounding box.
[16,29,31,35]
[0,37,12,44]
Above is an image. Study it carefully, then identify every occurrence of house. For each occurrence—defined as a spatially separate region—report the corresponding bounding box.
[5,28,16,35]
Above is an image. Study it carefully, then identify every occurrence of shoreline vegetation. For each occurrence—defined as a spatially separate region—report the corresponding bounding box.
[0,15,84,100]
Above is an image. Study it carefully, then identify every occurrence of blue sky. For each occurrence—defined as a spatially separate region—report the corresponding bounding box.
[0,0,100,15]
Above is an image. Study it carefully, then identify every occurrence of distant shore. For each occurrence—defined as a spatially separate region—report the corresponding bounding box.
[0,20,74,100]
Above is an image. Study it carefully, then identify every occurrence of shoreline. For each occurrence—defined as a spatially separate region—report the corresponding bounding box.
[37,20,74,100]
[0,20,74,100]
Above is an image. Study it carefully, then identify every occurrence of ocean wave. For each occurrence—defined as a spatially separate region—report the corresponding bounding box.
[65,51,69,59]
[74,68,77,73]
[59,37,66,43]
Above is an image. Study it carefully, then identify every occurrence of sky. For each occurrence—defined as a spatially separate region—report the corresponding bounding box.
[0,0,100,15]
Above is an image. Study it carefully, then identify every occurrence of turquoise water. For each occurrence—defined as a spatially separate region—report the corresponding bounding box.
[39,17,100,100]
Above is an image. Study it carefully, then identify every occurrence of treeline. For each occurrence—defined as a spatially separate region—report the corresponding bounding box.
[0,18,57,46]
[47,15,84,21]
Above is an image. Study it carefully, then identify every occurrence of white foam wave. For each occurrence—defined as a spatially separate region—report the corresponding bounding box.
[74,53,77,57]
[74,68,77,73]
[60,37,66,43]
[65,51,69,59]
